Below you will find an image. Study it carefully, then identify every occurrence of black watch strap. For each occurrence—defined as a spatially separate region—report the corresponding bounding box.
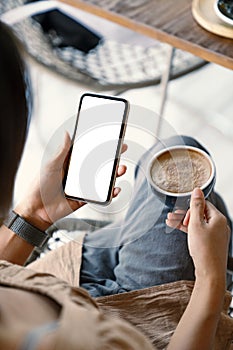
[4,211,48,248]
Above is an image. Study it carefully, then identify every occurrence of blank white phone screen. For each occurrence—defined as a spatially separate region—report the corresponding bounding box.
[64,95,127,203]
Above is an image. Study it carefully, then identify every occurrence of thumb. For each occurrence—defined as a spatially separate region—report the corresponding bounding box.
[49,132,71,170]
[55,131,71,162]
[189,188,205,225]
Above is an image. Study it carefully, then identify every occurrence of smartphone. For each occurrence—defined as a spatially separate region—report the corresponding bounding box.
[63,93,129,205]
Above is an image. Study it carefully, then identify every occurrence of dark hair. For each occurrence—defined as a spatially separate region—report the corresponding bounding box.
[0,22,31,217]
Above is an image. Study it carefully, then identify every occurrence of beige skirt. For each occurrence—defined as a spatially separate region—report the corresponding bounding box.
[27,237,233,349]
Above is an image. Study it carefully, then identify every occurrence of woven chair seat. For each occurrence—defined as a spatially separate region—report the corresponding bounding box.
[1,0,207,91]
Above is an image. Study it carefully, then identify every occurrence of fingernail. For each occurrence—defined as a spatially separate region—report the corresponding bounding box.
[116,187,121,194]
[192,188,202,198]
[64,131,71,146]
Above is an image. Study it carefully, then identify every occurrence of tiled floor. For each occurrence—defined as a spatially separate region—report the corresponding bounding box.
[14,11,233,225]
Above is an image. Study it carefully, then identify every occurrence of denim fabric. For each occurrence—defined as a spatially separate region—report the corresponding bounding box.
[80,136,231,297]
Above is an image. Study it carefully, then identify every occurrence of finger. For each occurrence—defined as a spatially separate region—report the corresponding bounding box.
[204,202,231,244]
[166,210,188,233]
[121,143,128,155]
[67,198,86,211]
[166,211,186,229]
[113,187,121,197]
[166,218,183,227]
[47,132,71,173]
[53,132,71,165]
[183,209,190,226]
[204,200,221,223]
[165,219,188,233]
[117,165,127,177]
[189,188,205,225]
[60,131,71,157]
[167,212,186,221]
[174,209,186,215]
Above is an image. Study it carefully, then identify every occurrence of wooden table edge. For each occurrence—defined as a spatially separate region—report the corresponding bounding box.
[58,0,233,70]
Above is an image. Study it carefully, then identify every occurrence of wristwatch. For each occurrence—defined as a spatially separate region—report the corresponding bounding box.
[4,211,48,247]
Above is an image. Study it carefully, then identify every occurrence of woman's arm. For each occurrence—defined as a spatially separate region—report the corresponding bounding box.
[0,133,81,265]
[0,133,127,265]
[167,275,225,350]
[167,188,230,350]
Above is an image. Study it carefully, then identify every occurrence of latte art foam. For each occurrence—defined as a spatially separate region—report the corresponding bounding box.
[151,149,212,194]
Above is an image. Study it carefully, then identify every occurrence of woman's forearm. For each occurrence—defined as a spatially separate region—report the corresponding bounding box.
[0,208,51,265]
[0,224,34,265]
[167,277,225,350]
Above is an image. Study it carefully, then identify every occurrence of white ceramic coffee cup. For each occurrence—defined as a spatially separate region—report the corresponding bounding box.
[147,145,216,208]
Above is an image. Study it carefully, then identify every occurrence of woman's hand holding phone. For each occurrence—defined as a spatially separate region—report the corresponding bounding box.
[15,132,127,232]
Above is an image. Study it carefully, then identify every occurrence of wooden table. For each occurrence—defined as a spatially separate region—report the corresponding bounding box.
[58,0,232,134]
[5,0,231,134]
[59,0,233,70]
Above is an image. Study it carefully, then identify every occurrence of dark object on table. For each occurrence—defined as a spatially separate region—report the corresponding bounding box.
[217,0,233,20]
[26,0,102,53]
[0,1,207,90]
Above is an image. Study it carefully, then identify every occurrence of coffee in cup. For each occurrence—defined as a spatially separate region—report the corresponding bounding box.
[147,146,216,208]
